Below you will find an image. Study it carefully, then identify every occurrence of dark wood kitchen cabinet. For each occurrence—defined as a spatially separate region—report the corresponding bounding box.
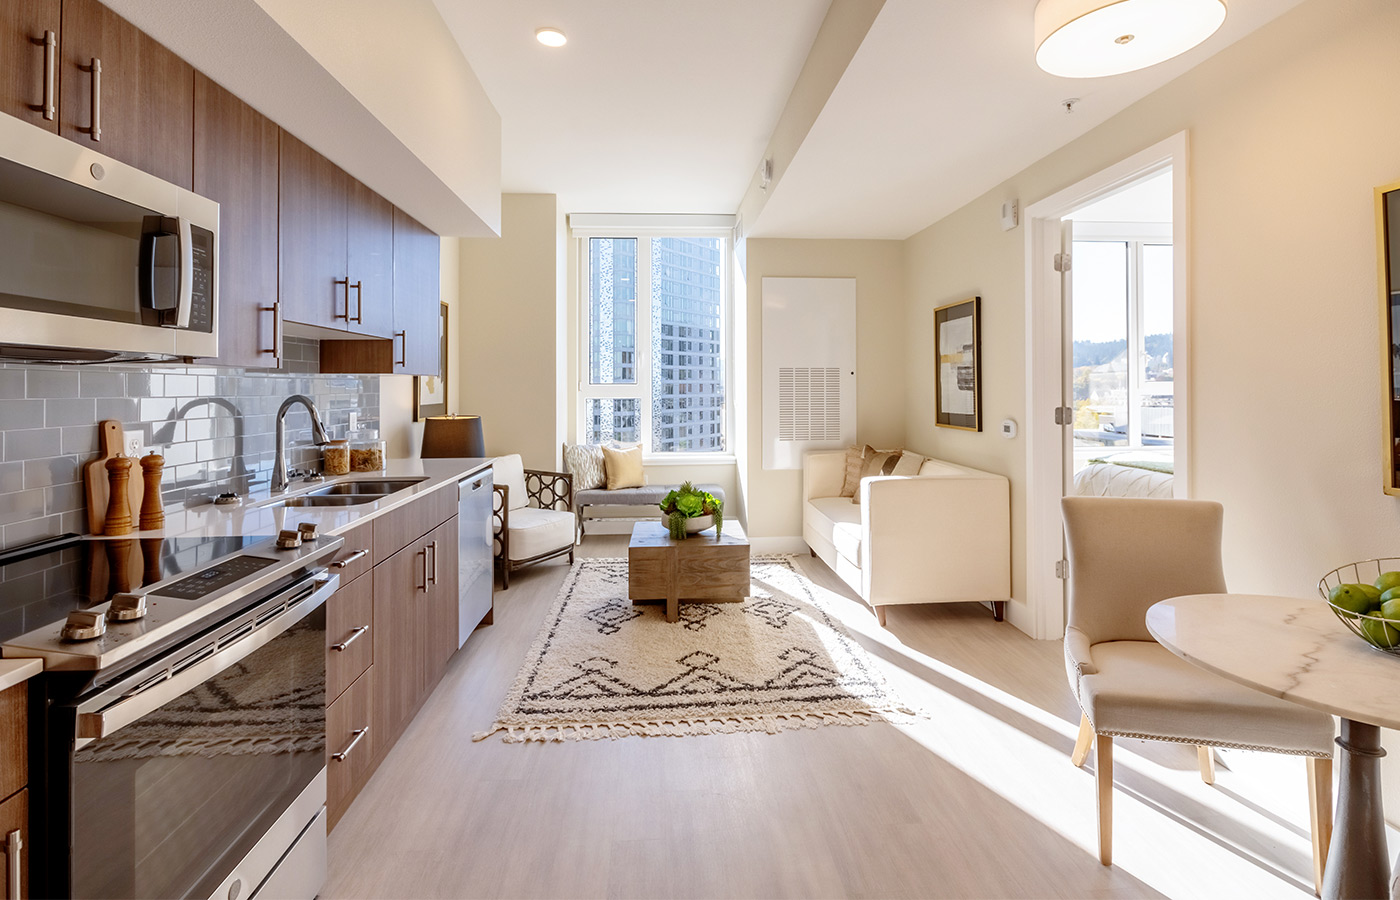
[392,208,442,377]
[0,0,61,133]
[279,130,350,331]
[0,681,28,900]
[58,0,193,189]
[347,179,395,338]
[193,72,280,369]
[326,667,374,831]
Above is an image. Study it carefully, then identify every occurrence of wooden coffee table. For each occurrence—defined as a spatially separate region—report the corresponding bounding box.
[628,521,750,622]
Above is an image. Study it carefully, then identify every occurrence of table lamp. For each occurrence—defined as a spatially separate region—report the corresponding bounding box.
[420,415,486,458]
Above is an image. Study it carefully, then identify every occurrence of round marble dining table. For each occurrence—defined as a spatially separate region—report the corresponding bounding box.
[1147,593,1400,900]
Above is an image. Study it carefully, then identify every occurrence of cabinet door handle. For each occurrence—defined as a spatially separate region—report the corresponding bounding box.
[419,548,428,592]
[6,827,21,900]
[80,57,101,141]
[329,548,368,569]
[331,726,368,762]
[350,281,363,324]
[29,30,56,120]
[393,331,406,368]
[260,301,282,362]
[334,278,350,321]
[331,625,368,651]
[428,540,438,585]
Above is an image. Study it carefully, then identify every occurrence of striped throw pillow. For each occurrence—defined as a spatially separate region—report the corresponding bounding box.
[852,445,926,503]
[562,443,606,491]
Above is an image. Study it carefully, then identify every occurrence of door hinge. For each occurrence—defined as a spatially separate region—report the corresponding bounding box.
[1053,406,1073,425]
[1055,559,1068,579]
[1054,252,1072,273]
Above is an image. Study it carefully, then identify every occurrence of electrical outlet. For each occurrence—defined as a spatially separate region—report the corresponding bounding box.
[123,430,143,459]
[348,411,359,432]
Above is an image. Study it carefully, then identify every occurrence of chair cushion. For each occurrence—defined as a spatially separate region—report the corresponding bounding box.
[1079,641,1334,756]
[501,506,575,561]
[602,444,646,490]
[807,497,862,567]
[493,454,527,510]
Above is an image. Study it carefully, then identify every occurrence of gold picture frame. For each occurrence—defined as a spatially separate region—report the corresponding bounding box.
[413,302,449,421]
[1377,181,1400,494]
[934,296,981,431]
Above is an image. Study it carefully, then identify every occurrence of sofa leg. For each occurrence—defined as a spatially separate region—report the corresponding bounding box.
[569,548,575,565]
[875,605,887,627]
[993,600,1006,622]
[810,546,816,558]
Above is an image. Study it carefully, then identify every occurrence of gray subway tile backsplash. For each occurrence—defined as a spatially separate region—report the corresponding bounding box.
[0,338,380,550]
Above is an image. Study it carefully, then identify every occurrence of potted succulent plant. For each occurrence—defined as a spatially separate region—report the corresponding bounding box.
[659,482,723,540]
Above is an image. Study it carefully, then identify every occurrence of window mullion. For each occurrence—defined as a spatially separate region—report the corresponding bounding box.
[1127,241,1143,448]
[637,237,654,452]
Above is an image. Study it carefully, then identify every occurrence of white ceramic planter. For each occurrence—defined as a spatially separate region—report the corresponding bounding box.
[660,514,713,535]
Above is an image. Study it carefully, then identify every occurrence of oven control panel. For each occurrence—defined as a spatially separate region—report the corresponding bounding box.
[158,556,276,600]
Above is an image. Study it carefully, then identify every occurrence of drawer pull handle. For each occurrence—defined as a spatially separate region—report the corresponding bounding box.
[331,726,368,762]
[331,625,368,652]
[6,827,20,900]
[330,549,368,569]
[79,57,101,140]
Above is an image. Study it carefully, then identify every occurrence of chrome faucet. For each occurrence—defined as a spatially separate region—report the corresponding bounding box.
[272,394,330,493]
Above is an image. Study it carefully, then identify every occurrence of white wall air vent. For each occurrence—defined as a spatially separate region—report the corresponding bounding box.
[762,277,856,469]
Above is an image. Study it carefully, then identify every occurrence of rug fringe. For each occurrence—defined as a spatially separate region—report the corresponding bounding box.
[473,707,923,743]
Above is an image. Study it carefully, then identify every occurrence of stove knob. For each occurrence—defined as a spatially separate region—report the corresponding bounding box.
[107,592,148,622]
[296,522,319,541]
[276,529,303,550]
[61,610,106,642]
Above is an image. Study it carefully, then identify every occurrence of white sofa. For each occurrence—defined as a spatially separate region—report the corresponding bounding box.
[802,449,1011,626]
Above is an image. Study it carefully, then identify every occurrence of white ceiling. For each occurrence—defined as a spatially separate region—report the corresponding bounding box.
[434,0,829,217]
[437,0,1305,239]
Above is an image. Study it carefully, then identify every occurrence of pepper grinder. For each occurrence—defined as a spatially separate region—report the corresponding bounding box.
[103,456,133,536]
[139,452,165,531]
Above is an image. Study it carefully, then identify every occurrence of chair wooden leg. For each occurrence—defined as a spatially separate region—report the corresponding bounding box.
[1096,735,1113,866]
[1197,745,1216,785]
[1071,713,1094,768]
[875,605,887,627]
[1307,756,1333,897]
[501,561,510,591]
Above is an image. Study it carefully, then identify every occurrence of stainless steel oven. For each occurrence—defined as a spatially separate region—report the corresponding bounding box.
[0,533,340,899]
[0,111,219,363]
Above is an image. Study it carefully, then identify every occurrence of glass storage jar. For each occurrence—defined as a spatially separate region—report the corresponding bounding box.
[349,430,386,472]
[322,439,350,476]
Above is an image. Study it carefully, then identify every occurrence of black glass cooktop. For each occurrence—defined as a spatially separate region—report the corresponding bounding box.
[0,534,276,645]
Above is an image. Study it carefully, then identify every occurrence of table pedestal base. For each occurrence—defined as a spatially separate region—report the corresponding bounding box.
[1323,719,1392,900]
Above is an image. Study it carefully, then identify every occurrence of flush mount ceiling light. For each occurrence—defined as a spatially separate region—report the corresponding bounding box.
[535,27,567,47]
[1034,0,1226,78]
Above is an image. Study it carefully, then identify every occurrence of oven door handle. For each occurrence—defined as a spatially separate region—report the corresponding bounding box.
[73,573,339,748]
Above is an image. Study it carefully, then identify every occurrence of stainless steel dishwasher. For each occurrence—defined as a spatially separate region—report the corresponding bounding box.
[458,467,494,645]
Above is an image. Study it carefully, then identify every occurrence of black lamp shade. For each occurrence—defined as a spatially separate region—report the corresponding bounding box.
[421,415,485,458]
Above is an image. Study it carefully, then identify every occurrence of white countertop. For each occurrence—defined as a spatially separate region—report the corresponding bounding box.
[0,659,43,690]
[87,457,494,542]
[1147,593,1400,730]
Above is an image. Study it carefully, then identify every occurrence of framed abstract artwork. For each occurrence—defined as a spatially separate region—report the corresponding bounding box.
[934,296,981,431]
[414,302,449,421]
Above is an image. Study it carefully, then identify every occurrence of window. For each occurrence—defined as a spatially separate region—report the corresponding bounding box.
[581,235,728,454]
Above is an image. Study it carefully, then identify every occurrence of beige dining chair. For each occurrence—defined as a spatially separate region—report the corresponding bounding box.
[1061,496,1335,893]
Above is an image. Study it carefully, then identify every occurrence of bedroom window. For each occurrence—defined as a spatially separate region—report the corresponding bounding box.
[581,234,729,455]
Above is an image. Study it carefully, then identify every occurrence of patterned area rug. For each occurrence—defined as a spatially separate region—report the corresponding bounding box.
[475,555,917,742]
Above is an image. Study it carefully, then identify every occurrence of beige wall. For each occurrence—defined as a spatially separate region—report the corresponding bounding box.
[382,235,461,459]
[744,239,906,538]
[458,194,562,470]
[901,0,1400,814]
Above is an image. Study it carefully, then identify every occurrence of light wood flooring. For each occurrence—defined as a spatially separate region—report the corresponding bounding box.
[324,537,1329,899]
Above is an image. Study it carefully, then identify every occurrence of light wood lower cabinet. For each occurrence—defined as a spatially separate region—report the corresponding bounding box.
[326,572,373,703]
[326,668,373,831]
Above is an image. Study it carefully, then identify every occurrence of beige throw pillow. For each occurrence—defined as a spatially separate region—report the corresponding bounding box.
[602,444,646,490]
[852,445,926,503]
[562,443,606,491]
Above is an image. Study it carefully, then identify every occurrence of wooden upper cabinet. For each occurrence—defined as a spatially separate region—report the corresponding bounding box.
[392,207,442,376]
[346,179,394,338]
[280,131,349,331]
[0,0,61,133]
[59,0,193,189]
[193,73,279,369]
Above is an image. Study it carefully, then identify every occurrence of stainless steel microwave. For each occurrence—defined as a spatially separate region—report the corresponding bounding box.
[0,112,218,363]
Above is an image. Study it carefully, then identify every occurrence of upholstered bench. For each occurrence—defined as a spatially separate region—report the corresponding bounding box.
[576,484,726,537]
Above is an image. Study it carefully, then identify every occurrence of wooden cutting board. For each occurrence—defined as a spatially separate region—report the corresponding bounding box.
[84,420,145,535]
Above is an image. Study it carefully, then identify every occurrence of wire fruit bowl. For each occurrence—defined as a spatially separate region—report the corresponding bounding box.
[1318,557,1400,656]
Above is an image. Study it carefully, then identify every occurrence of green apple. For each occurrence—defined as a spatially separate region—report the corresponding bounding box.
[1381,598,1400,621]
[1375,571,1400,594]
[1360,617,1400,647]
[1331,584,1374,617]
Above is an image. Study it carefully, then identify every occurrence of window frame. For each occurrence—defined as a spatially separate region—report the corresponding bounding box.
[575,228,735,464]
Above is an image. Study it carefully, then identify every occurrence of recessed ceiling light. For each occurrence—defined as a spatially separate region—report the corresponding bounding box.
[536,27,567,48]
[1034,0,1226,78]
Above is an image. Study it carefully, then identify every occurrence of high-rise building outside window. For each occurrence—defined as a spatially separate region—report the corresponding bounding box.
[581,234,728,454]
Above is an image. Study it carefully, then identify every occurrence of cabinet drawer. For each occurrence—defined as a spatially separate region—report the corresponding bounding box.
[327,521,373,585]
[327,666,374,830]
[0,683,25,805]
[0,788,27,900]
[326,573,373,704]
[373,483,454,564]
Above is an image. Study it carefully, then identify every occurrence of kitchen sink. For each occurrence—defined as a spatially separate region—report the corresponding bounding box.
[269,495,373,508]
[260,477,428,509]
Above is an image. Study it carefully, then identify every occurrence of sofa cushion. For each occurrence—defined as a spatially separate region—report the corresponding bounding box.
[562,443,606,491]
[498,506,575,561]
[807,497,862,567]
[493,454,528,510]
